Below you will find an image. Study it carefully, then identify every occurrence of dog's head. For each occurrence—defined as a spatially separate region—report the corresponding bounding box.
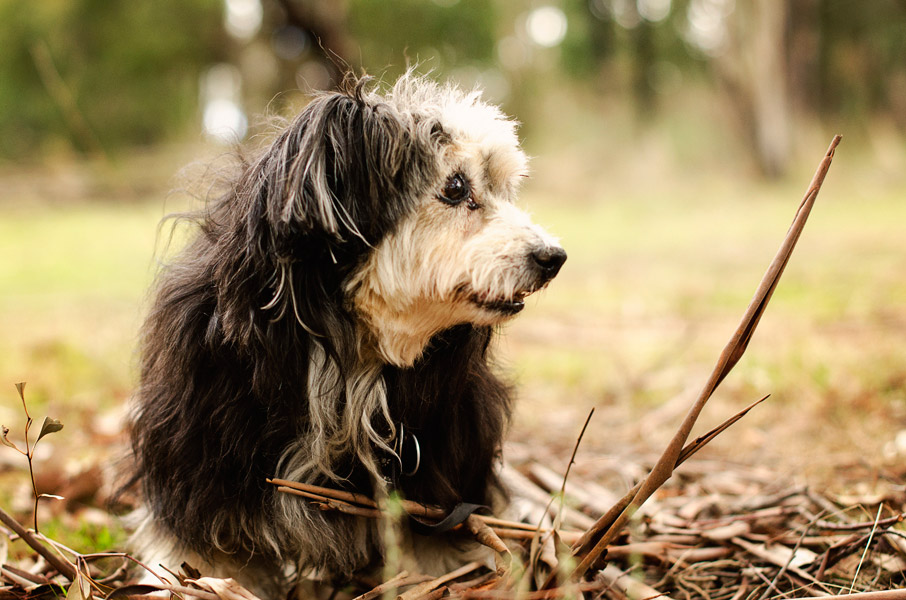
[253,74,565,366]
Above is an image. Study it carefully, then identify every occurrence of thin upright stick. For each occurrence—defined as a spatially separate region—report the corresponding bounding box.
[564,135,842,582]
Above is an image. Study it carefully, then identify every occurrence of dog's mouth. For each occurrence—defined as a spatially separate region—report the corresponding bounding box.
[468,290,531,315]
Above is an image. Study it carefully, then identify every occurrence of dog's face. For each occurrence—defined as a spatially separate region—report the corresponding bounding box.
[347,83,566,366]
[258,76,564,367]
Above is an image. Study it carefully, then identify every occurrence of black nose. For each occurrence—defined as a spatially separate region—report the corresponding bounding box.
[531,245,567,279]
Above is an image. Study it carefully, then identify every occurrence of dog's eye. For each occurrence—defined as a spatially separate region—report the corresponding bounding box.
[439,173,472,207]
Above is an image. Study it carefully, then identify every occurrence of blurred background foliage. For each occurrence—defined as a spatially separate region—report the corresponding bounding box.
[0,0,224,158]
[2,0,905,178]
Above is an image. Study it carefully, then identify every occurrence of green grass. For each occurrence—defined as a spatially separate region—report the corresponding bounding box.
[0,202,168,412]
[39,518,128,555]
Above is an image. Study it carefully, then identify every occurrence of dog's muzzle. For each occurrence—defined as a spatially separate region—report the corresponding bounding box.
[467,244,566,315]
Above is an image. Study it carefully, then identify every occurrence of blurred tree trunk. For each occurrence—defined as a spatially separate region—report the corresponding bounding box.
[787,0,820,117]
[272,0,354,86]
[715,0,792,179]
[236,0,355,114]
[632,21,656,119]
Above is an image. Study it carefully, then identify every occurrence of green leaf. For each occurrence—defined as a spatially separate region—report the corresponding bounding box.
[37,417,64,442]
[1,425,21,452]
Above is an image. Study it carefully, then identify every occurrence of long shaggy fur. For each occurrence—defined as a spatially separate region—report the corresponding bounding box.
[125,74,564,598]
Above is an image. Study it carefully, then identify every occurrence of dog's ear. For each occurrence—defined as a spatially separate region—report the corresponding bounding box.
[260,83,440,254]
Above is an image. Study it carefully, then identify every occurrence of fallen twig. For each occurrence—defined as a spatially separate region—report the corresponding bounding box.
[272,481,536,553]
[793,591,906,600]
[756,510,823,600]
[0,504,77,581]
[454,581,605,600]
[105,582,220,600]
[268,479,379,508]
[569,394,771,557]
[675,395,769,466]
[561,135,842,583]
[599,564,674,600]
[816,513,906,531]
[555,408,595,520]
[487,528,582,546]
[850,504,885,593]
[731,536,834,595]
[398,561,482,600]
[353,571,435,600]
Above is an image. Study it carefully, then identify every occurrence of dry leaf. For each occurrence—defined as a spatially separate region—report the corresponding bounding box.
[67,570,94,600]
[700,520,750,541]
[1,424,21,452]
[37,417,64,442]
[189,577,264,600]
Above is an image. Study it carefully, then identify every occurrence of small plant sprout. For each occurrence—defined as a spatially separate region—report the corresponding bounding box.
[1,382,66,533]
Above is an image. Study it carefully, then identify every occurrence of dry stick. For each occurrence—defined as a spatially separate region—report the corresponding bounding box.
[272,481,510,552]
[465,514,509,554]
[849,504,884,593]
[793,592,906,600]
[267,479,564,531]
[556,408,595,513]
[528,408,596,582]
[727,578,751,600]
[271,479,443,519]
[544,408,595,544]
[674,395,769,466]
[276,486,383,519]
[275,484,549,545]
[352,571,435,600]
[480,516,556,533]
[731,535,835,596]
[454,581,605,600]
[816,513,906,531]
[816,532,866,582]
[489,528,582,546]
[570,393,771,559]
[272,478,568,535]
[808,490,850,522]
[448,572,498,592]
[398,561,482,600]
[1,564,49,587]
[563,135,842,584]
[269,479,379,508]
[0,505,77,581]
[756,510,825,600]
[146,583,220,600]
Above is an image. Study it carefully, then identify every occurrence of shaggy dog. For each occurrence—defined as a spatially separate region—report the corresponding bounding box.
[126,74,566,598]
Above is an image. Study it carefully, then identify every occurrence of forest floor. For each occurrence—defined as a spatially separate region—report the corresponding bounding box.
[1,138,906,597]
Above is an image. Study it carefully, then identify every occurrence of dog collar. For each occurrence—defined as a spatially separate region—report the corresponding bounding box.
[378,422,421,486]
[375,423,491,537]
